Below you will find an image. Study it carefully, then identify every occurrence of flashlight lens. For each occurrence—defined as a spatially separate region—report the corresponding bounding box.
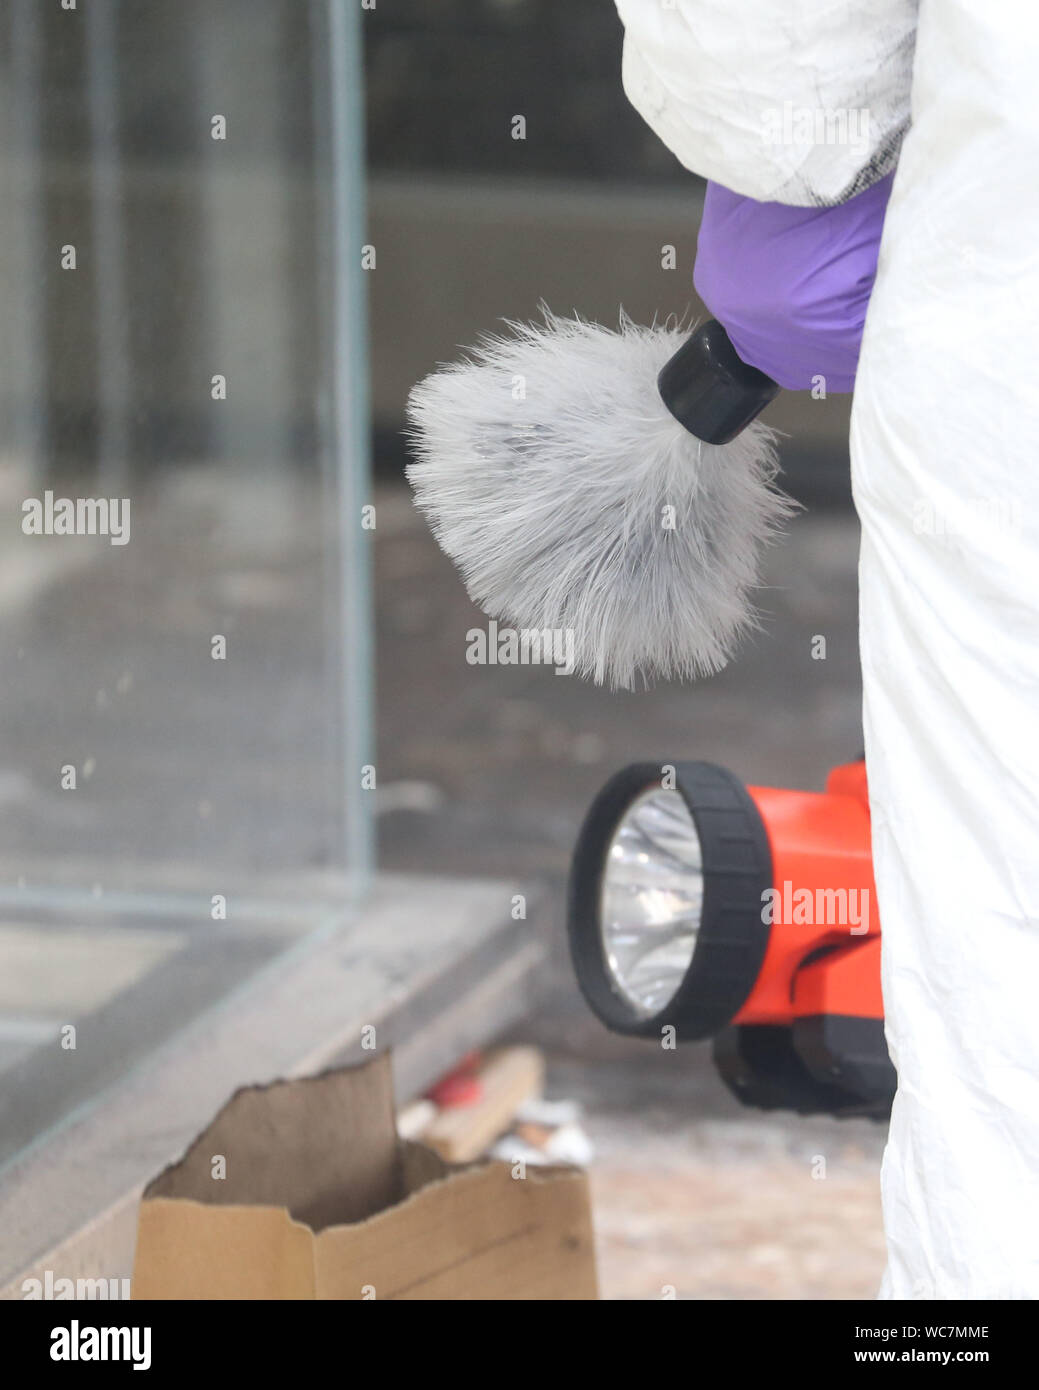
[600,789,704,1017]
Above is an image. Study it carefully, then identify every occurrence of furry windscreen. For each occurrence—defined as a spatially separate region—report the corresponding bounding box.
[405,311,795,689]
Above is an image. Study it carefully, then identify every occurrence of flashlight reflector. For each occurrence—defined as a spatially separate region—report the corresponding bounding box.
[600,789,704,1017]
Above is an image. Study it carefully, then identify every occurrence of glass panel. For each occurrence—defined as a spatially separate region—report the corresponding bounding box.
[0,0,371,1164]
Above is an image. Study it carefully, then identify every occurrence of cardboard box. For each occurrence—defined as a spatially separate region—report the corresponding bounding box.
[132,1053,598,1300]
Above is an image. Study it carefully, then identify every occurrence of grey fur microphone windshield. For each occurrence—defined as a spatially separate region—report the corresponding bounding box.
[405,311,795,689]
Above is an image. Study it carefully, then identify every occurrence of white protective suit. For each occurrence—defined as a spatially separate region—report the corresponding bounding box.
[616,0,1039,1298]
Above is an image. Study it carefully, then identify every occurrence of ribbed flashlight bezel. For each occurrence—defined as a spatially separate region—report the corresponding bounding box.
[567,761,773,1040]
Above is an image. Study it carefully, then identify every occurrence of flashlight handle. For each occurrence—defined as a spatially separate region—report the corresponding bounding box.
[657,319,780,446]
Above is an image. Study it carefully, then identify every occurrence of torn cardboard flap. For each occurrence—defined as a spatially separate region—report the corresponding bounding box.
[133,1053,598,1300]
[142,1052,402,1229]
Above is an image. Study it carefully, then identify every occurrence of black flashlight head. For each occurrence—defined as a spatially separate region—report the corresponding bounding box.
[657,319,780,446]
[567,761,773,1041]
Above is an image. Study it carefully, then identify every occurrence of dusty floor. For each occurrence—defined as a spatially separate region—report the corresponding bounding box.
[558,1055,886,1300]
[374,478,888,1299]
[591,1154,885,1300]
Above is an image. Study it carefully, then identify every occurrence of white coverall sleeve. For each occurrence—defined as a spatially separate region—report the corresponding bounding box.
[614,0,918,205]
[618,0,1039,1299]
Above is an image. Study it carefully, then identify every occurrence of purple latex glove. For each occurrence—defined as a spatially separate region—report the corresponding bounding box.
[693,174,893,393]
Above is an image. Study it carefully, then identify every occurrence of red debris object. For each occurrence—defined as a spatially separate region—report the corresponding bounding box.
[427,1052,484,1108]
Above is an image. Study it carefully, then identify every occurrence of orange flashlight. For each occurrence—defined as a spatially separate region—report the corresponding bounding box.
[566,758,894,1118]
